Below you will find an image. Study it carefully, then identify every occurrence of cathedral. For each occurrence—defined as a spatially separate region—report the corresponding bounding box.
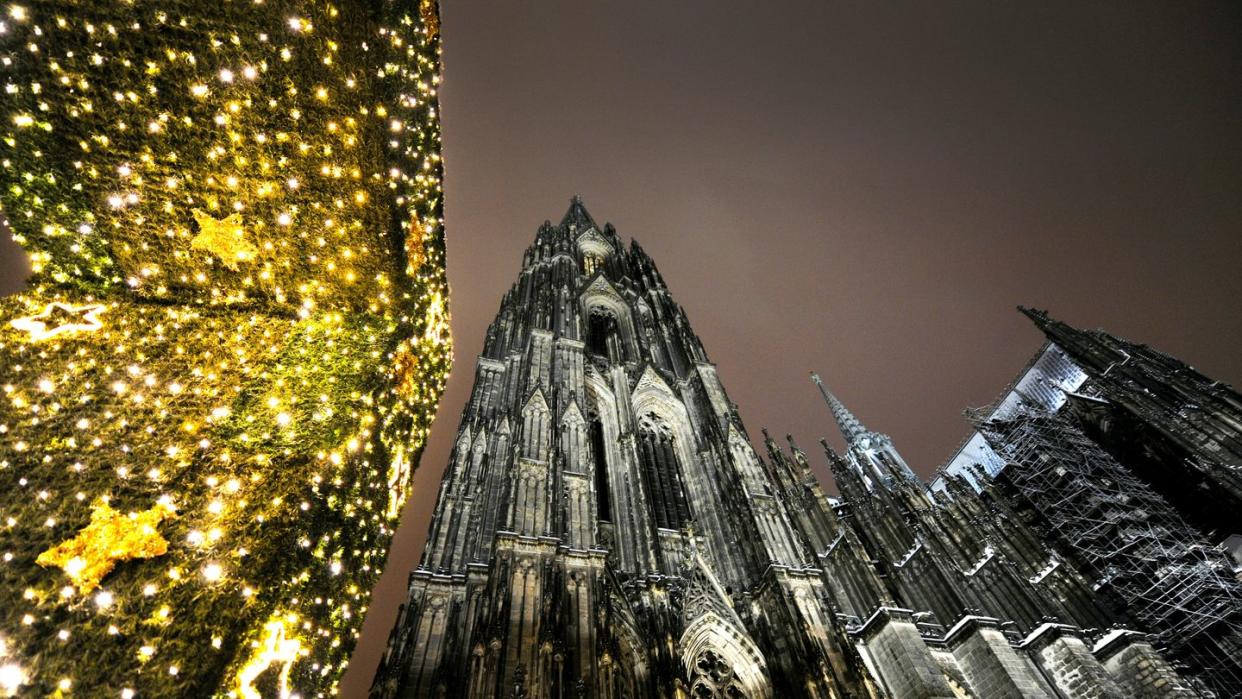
[369,199,1211,698]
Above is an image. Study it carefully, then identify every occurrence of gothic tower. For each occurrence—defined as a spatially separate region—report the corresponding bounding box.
[369,198,870,698]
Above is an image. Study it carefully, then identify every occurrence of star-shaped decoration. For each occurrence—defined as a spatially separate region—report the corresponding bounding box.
[9,302,106,341]
[237,617,304,699]
[36,500,174,593]
[191,209,259,271]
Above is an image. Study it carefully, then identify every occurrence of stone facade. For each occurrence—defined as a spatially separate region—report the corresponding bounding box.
[370,199,1197,698]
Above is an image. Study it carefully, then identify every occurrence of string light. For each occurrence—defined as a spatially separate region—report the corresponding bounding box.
[0,0,448,696]
[0,637,27,697]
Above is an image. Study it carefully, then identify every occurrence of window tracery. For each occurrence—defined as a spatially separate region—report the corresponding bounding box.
[583,253,604,275]
[587,307,623,361]
[690,650,749,698]
[637,413,692,530]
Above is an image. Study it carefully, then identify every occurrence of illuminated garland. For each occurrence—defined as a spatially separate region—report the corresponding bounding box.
[0,1,449,696]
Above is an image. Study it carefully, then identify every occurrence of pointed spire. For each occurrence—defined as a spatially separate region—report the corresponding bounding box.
[811,372,866,445]
[560,194,598,232]
[821,438,867,503]
[785,433,802,453]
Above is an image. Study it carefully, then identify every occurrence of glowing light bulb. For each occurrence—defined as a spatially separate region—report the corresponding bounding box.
[0,662,26,693]
[64,556,86,578]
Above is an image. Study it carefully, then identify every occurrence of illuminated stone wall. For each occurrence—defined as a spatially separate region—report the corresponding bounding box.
[0,1,449,696]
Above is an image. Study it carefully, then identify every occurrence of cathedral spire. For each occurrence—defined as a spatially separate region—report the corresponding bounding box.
[812,372,925,486]
[560,193,598,232]
[810,372,867,445]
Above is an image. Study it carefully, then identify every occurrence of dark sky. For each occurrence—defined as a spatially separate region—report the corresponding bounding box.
[2,1,1240,696]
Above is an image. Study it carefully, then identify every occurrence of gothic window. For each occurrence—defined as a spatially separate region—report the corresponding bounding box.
[578,235,612,276]
[583,254,604,276]
[587,308,622,361]
[690,650,749,698]
[638,415,692,530]
[590,416,612,522]
[522,396,551,461]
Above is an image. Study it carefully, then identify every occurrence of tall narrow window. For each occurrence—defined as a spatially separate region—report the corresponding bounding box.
[587,310,619,359]
[583,254,603,275]
[638,420,691,530]
[590,417,612,522]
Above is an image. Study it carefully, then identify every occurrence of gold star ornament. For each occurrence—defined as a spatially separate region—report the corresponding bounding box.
[9,302,106,341]
[36,500,174,593]
[191,209,259,271]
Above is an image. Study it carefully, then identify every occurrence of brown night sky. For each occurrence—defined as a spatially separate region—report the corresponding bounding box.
[2,2,1241,696]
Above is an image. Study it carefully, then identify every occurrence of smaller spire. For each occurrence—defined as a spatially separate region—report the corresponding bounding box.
[785,433,801,453]
[811,372,866,445]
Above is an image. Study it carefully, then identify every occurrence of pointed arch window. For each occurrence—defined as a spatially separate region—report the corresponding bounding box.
[522,397,551,461]
[638,415,692,530]
[589,416,612,522]
[587,308,623,361]
[583,254,604,276]
[578,235,612,276]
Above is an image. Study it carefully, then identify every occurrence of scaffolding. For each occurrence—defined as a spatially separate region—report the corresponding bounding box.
[978,410,1242,697]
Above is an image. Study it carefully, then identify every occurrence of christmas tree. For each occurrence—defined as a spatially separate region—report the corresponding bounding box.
[0,1,448,696]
